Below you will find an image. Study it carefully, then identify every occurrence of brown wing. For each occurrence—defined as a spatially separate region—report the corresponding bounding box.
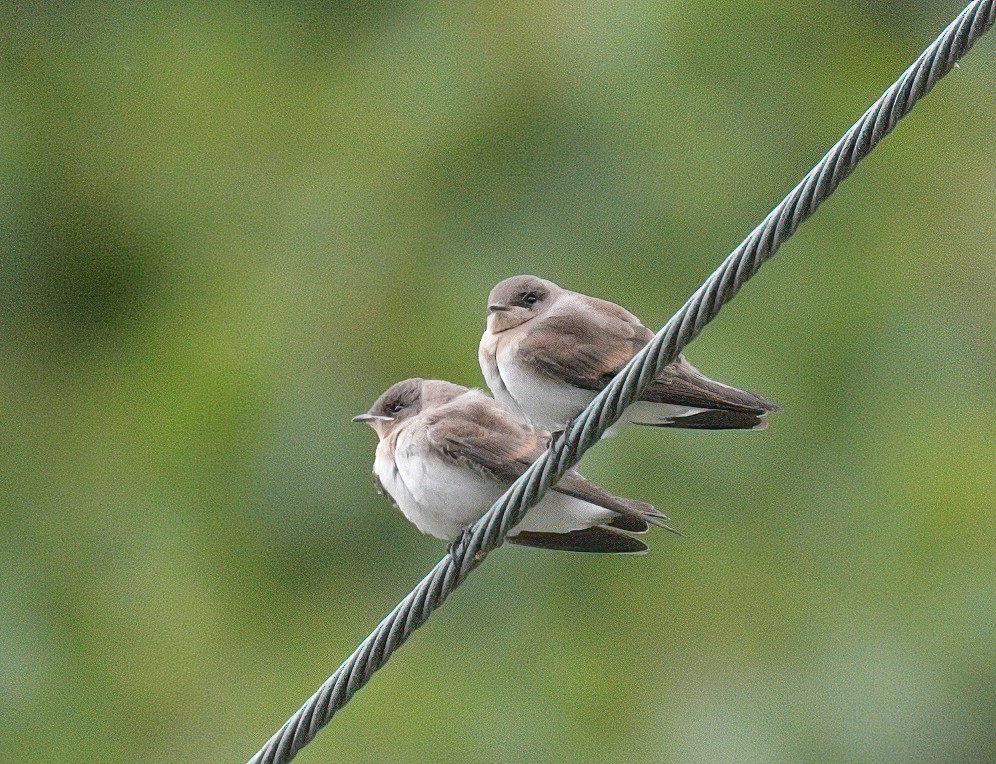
[517,293,776,418]
[424,396,543,483]
[641,355,780,414]
[517,297,653,391]
[425,395,670,529]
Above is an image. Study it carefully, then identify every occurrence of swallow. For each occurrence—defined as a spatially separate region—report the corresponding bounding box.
[354,378,674,553]
[480,275,779,435]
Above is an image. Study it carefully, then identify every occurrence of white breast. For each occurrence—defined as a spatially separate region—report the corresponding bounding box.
[373,419,618,541]
[494,337,595,431]
[479,330,528,422]
[375,426,504,541]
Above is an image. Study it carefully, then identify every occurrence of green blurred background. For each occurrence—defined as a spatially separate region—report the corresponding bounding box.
[2,2,993,762]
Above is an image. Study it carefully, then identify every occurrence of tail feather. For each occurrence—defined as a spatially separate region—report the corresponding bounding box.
[634,408,770,431]
[610,496,680,534]
[608,514,649,533]
[509,526,648,554]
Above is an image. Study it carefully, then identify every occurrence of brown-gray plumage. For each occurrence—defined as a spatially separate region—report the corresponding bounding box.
[353,378,674,554]
[479,275,779,434]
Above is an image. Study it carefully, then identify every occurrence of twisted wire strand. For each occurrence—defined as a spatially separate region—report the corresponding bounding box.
[247,2,994,761]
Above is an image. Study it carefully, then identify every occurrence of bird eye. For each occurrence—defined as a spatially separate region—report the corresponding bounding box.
[523,292,539,305]
[387,401,404,414]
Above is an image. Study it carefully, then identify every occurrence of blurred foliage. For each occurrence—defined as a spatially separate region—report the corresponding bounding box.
[1,2,994,763]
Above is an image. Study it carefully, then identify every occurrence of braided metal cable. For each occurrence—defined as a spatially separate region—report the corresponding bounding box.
[247,3,994,762]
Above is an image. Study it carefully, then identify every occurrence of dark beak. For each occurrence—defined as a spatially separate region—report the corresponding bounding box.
[488,304,511,313]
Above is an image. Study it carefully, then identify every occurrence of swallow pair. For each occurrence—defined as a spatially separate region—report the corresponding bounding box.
[354,276,778,554]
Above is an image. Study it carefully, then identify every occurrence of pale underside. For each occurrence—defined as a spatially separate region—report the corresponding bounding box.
[485,331,703,435]
[374,424,617,541]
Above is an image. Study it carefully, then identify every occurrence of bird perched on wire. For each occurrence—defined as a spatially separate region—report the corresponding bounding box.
[353,378,674,554]
[480,275,779,435]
